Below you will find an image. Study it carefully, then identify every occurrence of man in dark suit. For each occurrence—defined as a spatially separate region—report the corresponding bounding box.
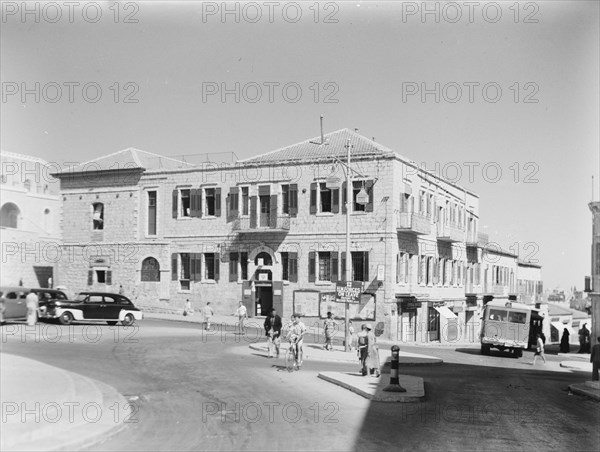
[264,308,283,358]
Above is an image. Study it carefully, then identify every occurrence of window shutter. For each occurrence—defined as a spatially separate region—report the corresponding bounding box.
[214,253,220,281]
[342,182,347,214]
[190,189,198,217]
[270,194,278,228]
[363,251,369,281]
[229,253,238,282]
[331,252,339,282]
[228,187,239,222]
[289,252,298,283]
[172,190,178,218]
[396,254,400,283]
[215,188,222,217]
[289,184,298,216]
[309,182,317,214]
[106,270,112,285]
[418,256,423,284]
[308,251,316,282]
[171,254,178,281]
[198,188,203,218]
[250,196,257,228]
[341,252,346,282]
[190,254,196,281]
[87,270,93,286]
[332,188,340,213]
[365,180,374,212]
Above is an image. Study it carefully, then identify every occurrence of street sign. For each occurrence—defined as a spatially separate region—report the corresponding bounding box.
[336,281,362,304]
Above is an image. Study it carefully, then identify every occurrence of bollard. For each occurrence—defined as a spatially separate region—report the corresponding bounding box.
[383,345,406,392]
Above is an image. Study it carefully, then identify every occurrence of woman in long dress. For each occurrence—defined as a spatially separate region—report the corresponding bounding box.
[365,324,381,377]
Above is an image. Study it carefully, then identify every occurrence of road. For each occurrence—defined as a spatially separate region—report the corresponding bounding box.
[2,319,598,451]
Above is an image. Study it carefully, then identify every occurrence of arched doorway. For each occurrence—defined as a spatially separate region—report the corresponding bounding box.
[0,203,20,228]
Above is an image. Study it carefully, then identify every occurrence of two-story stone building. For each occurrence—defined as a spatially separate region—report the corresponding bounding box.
[54,129,539,343]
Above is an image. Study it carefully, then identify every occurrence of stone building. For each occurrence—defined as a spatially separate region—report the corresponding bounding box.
[0,151,61,287]
[588,201,600,348]
[53,129,541,343]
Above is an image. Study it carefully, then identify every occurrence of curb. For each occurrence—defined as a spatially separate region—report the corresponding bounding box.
[568,382,600,401]
[318,372,425,403]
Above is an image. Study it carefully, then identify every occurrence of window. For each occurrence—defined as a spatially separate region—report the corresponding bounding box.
[0,202,20,228]
[229,252,239,281]
[92,203,104,230]
[508,311,527,324]
[205,188,216,216]
[318,252,332,280]
[428,307,439,332]
[141,257,160,282]
[488,309,507,322]
[400,194,411,213]
[353,181,366,212]
[180,190,191,217]
[96,270,106,283]
[397,253,409,284]
[320,183,332,213]
[282,185,289,214]
[351,251,369,282]
[148,191,157,235]
[204,253,219,280]
[240,252,248,280]
[241,187,249,216]
[281,252,298,282]
[419,190,426,214]
[180,253,191,290]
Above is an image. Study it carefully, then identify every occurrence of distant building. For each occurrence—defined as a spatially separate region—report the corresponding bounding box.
[0,151,61,287]
[588,201,600,348]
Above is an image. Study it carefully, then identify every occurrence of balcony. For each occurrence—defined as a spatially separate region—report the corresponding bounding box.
[232,216,290,233]
[397,212,431,235]
[466,232,489,248]
[436,223,465,243]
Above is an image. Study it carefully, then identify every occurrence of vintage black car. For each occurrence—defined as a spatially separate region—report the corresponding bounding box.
[38,291,143,326]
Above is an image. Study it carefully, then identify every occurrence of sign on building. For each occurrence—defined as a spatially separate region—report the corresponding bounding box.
[336,281,362,304]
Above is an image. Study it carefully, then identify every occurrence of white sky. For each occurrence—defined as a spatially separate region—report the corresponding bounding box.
[1,1,599,291]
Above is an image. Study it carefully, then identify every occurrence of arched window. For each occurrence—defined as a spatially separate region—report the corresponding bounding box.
[0,203,20,228]
[254,252,272,266]
[92,203,104,230]
[141,257,160,282]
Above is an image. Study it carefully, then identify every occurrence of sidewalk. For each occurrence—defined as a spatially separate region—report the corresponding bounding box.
[0,353,129,451]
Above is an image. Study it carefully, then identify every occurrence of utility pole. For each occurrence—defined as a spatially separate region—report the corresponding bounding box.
[345,139,352,352]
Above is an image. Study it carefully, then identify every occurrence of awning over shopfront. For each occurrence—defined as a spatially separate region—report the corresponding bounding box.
[435,305,457,320]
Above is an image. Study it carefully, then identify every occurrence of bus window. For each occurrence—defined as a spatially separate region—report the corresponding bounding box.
[488,309,507,321]
[508,311,527,324]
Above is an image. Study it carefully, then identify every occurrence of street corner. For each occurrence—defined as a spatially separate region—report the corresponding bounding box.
[318,371,425,403]
[0,354,131,452]
[568,381,600,401]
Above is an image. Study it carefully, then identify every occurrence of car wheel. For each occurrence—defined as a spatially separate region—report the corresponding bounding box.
[121,313,135,326]
[481,344,490,355]
[107,321,118,326]
[59,312,73,325]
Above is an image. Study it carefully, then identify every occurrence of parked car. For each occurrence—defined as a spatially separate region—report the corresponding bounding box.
[0,287,68,323]
[38,291,143,326]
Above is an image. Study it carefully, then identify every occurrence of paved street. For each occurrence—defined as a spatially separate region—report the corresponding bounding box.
[2,319,599,451]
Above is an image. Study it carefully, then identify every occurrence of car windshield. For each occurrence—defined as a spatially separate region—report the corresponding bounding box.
[74,294,88,302]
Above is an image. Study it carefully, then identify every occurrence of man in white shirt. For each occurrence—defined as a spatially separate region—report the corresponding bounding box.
[235,301,248,334]
[25,290,39,326]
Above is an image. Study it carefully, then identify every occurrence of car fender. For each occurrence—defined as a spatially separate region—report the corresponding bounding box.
[119,310,143,321]
[55,308,85,321]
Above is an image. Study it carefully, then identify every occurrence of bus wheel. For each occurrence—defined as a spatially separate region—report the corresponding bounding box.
[481,345,490,355]
[514,349,523,358]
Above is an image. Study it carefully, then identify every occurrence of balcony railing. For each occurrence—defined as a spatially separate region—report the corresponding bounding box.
[466,232,489,247]
[437,223,465,242]
[232,216,290,233]
[397,212,431,235]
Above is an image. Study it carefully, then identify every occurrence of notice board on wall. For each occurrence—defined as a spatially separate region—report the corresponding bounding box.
[293,290,320,317]
[319,292,376,320]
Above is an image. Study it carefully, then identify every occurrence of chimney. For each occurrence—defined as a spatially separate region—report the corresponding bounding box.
[320,115,324,144]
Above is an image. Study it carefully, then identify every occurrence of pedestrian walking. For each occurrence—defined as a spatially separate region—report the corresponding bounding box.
[560,328,570,353]
[348,320,356,351]
[203,302,214,330]
[365,324,381,377]
[184,298,193,316]
[264,308,282,358]
[235,301,248,334]
[357,324,369,376]
[591,337,600,381]
[531,333,546,365]
[323,311,337,351]
[25,289,39,326]
[578,324,590,353]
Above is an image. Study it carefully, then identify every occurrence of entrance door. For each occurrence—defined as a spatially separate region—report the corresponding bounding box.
[427,306,440,341]
[255,286,273,316]
[259,196,270,227]
[401,311,417,342]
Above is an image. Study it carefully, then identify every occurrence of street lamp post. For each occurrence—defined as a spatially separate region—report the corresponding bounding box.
[345,139,352,352]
